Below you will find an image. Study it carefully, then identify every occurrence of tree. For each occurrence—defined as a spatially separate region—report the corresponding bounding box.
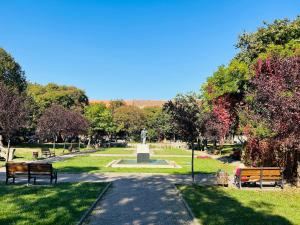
[37,105,88,150]
[236,16,300,63]
[113,105,146,140]
[0,48,27,93]
[0,82,28,148]
[143,107,174,142]
[84,103,116,145]
[109,99,125,114]
[27,83,89,113]
[163,94,202,182]
[241,56,300,184]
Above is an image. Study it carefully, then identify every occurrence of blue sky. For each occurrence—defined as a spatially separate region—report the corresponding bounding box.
[0,0,299,100]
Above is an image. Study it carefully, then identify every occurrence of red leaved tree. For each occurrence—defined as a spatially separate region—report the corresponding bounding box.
[244,56,300,182]
[0,82,28,147]
[37,105,89,150]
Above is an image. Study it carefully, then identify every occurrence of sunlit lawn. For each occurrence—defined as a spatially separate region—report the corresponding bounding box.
[0,182,108,225]
[93,147,134,155]
[8,143,92,162]
[153,147,192,155]
[53,155,234,174]
[178,185,300,225]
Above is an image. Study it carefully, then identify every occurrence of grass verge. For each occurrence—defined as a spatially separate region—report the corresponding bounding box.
[0,182,108,225]
[177,184,300,225]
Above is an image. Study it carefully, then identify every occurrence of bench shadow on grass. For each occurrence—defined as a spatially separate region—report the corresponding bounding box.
[179,185,293,225]
[0,182,107,225]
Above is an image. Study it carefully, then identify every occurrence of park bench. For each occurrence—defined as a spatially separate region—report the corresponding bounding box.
[41,148,55,158]
[6,162,28,184]
[235,167,284,189]
[28,163,57,184]
[6,162,57,184]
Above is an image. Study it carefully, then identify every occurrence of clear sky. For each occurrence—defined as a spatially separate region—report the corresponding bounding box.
[0,0,299,100]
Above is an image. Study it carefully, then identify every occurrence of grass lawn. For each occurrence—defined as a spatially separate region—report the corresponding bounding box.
[153,147,192,155]
[0,182,109,225]
[53,155,234,174]
[177,185,300,225]
[93,147,134,154]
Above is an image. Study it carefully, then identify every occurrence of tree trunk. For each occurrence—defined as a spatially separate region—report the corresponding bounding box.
[6,139,11,162]
[0,135,4,147]
[191,142,195,183]
[78,138,81,151]
[53,135,56,155]
[297,150,300,187]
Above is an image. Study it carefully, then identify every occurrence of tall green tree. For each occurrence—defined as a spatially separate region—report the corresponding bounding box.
[84,103,116,145]
[163,94,203,182]
[113,105,146,140]
[27,83,88,112]
[236,16,300,63]
[143,107,174,141]
[0,48,27,93]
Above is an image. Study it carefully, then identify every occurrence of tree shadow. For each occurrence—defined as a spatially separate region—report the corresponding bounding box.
[178,185,293,225]
[0,182,108,225]
[86,175,194,225]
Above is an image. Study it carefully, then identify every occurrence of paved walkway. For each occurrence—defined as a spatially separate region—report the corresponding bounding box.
[83,174,197,225]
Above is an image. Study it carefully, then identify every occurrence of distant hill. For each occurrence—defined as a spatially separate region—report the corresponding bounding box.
[89,99,167,108]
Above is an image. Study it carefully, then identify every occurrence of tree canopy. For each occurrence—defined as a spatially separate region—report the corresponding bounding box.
[27,83,88,112]
[0,82,28,141]
[0,48,27,93]
[84,103,116,137]
[113,105,146,139]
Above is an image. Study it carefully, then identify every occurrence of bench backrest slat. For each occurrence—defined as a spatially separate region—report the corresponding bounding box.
[41,148,50,153]
[28,163,52,173]
[6,163,28,174]
[240,167,282,179]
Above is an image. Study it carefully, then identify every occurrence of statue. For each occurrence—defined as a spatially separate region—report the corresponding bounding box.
[140,128,147,144]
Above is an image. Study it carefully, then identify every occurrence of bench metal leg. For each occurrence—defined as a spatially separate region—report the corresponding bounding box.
[239,180,242,189]
[260,180,263,189]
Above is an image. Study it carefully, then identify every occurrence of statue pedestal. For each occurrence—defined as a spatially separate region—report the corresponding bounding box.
[137,144,150,163]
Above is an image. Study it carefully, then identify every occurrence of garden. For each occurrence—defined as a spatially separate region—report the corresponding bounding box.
[0,6,300,225]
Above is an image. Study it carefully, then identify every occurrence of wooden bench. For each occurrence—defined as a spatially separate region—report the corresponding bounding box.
[28,163,57,184]
[6,162,57,184]
[6,162,28,184]
[41,148,55,158]
[235,167,284,189]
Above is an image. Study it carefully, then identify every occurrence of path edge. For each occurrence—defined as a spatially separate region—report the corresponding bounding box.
[173,183,201,225]
[76,182,112,225]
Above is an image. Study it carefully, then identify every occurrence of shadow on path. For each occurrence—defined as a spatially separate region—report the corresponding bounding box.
[86,175,194,225]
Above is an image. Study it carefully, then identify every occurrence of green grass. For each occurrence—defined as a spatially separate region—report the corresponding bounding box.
[177,185,300,225]
[93,147,134,154]
[206,143,242,155]
[153,147,192,155]
[0,182,108,225]
[53,155,234,174]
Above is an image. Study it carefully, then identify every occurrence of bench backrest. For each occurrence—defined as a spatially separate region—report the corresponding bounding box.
[240,167,282,180]
[41,148,50,153]
[6,163,28,175]
[28,163,52,173]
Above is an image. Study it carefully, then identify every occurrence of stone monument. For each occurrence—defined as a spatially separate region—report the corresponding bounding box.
[137,128,150,163]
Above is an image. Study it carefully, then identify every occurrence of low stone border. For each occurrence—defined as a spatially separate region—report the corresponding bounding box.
[76,182,112,225]
[173,183,201,225]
